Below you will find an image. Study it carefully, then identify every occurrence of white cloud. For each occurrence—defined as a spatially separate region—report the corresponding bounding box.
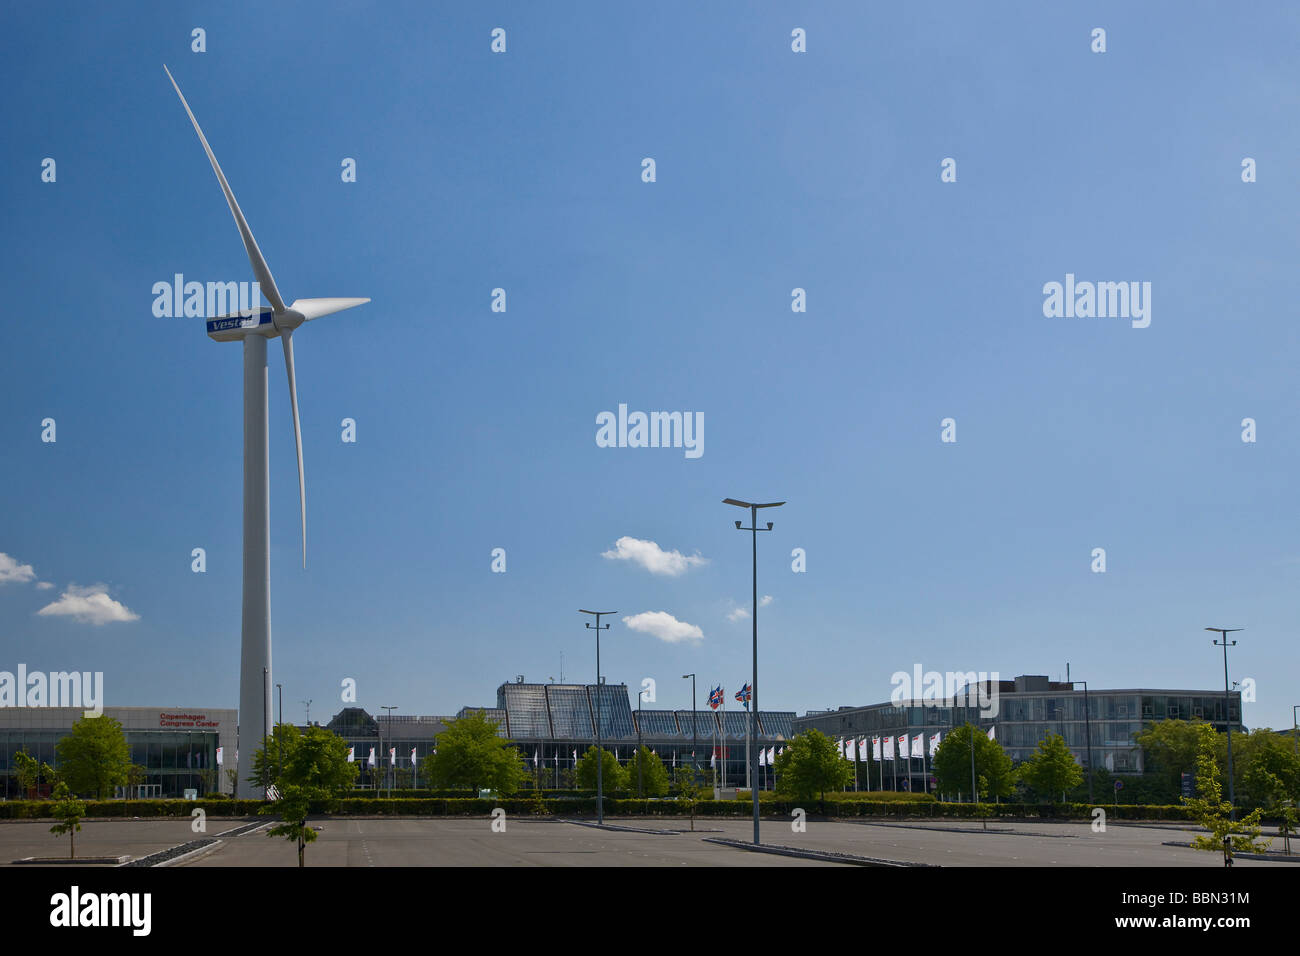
[601,537,707,576]
[727,606,749,622]
[37,583,139,626]
[760,594,773,607]
[0,552,36,585]
[35,581,53,590]
[622,611,703,644]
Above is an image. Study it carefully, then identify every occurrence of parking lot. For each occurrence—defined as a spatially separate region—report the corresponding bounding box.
[0,815,1286,867]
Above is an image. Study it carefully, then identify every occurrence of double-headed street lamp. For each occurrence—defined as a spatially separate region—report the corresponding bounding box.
[1206,627,1242,821]
[581,609,615,825]
[724,497,784,846]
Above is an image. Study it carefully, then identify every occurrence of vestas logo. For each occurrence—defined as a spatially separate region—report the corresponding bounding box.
[206,310,272,334]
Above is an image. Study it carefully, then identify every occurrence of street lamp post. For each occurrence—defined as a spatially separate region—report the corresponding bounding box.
[1206,628,1242,821]
[683,674,697,772]
[724,496,784,846]
[276,682,283,791]
[581,609,615,825]
[636,685,644,798]
[1293,705,1299,756]
[1071,679,1093,803]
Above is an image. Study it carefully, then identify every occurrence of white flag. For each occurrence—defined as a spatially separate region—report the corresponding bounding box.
[897,734,910,759]
[768,747,775,764]
[533,749,539,768]
[846,738,857,761]
[913,734,924,758]
[346,746,354,763]
[759,747,766,767]
[872,736,881,761]
[884,736,895,760]
[410,748,417,765]
[987,726,996,741]
[389,747,396,763]
[368,747,376,765]
[710,750,716,769]
[929,732,941,756]
[1105,752,1115,772]
[572,749,578,764]
[858,738,868,760]
[216,746,224,766]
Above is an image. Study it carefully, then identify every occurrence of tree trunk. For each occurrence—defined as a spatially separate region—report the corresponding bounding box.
[298,833,305,867]
[70,828,75,860]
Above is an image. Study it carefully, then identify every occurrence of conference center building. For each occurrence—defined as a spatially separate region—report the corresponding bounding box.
[0,706,236,799]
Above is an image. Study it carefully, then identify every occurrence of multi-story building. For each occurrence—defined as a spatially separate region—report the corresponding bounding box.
[793,674,1243,792]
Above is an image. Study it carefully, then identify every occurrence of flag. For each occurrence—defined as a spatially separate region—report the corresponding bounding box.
[368,747,376,766]
[872,736,881,761]
[898,734,910,759]
[1105,752,1115,772]
[533,749,539,768]
[768,747,775,764]
[858,737,868,760]
[346,747,354,763]
[410,748,417,765]
[913,734,924,758]
[846,738,857,761]
[572,749,578,764]
[929,732,941,755]
[708,685,724,710]
[987,726,996,741]
[883,737,895,760]
[734,683,752,707]
[710,749,716,769]
[216,746,223,765]
[758,748,766,767]
[389,747,396,763]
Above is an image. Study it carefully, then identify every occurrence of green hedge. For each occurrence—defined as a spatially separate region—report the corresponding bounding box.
[0,796,1225,822]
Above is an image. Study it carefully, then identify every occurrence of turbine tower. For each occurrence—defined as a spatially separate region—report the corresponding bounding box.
[164,66,369,797]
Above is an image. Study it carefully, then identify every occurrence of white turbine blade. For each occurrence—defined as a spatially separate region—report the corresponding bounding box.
[281,329,307,569]
[288,297,371,321]
[164,65,287,314]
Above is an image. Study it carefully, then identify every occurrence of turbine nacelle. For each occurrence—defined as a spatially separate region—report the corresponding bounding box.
[206,298,370,342]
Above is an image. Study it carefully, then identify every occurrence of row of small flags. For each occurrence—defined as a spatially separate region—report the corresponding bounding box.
[838,727,996,760]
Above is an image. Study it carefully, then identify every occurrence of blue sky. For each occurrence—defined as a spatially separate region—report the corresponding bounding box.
[3,2,1300,733]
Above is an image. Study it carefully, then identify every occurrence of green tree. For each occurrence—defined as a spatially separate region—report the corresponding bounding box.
[55,715,130,799]
[125,763,147,800]
[625,747,670,797]
[772,729,853,803]
[673,766,704,831]
[1019,733,1085,803]
[261,784,317,867]
[575,746,628,791]
[425,711,526,794]
[48,782,86,859]
[1134,719,1225,802]
[1183,723,1268,865]
[932,724,1014,801]
[250,723,301,791]
[13,749,39,799]
[1238,729,1300,809]
[258,725,357,867]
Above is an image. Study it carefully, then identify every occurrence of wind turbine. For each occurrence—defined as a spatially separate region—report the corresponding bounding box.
[164,66,369,798]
